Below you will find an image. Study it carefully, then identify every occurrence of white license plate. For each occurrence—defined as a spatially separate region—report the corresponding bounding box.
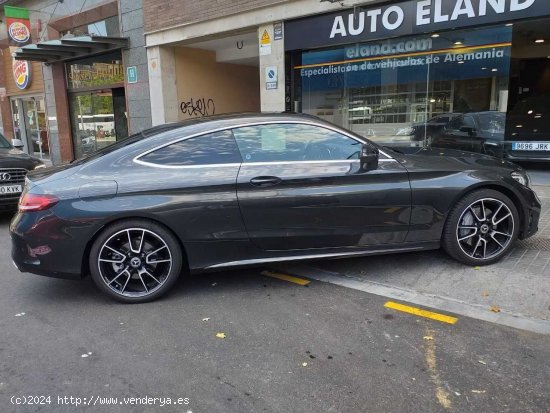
[513,142,550,151]
[0,184,22,195]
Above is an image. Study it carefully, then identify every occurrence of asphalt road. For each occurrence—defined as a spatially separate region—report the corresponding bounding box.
[0,212,549,413]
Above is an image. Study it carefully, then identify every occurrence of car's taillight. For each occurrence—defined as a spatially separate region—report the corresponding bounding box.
[18,193,59,212]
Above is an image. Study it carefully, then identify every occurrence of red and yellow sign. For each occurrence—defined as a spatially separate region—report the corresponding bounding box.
[4,7,32,89]
[12,59,31,90]
[4,6,32,46]
[8,21,31,44]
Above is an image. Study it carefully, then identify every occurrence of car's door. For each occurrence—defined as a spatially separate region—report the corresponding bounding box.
[439,115,480,152]
[131,129,247,248]
[232,122,411,251]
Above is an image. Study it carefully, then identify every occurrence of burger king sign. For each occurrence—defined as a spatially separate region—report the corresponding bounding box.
[8,21,30,44]
[13,59,31,90]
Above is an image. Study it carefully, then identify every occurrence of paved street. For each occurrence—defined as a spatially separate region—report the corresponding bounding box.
[0,212,549,412]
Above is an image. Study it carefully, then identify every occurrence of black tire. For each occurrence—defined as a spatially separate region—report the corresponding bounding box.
[89,219,183,303]
[442,189,519,266]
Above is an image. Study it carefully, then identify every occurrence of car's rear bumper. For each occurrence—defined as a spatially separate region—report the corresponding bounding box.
[11,230,83,280]
[10,210,87,280]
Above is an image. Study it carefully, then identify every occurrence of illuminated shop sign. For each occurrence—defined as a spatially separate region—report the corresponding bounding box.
[285,0,548,50]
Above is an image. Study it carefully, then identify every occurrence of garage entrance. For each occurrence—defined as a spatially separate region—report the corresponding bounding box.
[174,31,260,121]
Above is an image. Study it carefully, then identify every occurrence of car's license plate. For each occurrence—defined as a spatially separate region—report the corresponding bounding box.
[513,142,550,151]
[0,184,22,194]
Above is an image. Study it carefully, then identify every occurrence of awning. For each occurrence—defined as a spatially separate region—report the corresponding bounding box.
[12,35,129,64]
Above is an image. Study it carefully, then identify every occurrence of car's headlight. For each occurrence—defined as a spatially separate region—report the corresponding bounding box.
[511,171,530,187]
[33,164,46,170]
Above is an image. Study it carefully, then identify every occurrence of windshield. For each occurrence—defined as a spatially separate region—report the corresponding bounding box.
[477,113,505,133]
[0,134,13,149]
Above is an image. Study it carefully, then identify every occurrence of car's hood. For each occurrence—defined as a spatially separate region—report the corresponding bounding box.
[0,148,42,169]
[394,147,520,172]
[0,148,33,161]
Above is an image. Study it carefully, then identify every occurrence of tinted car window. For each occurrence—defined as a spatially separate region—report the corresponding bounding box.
[140,130,241,166]
[464,115,476,129]
[232,123,361,162]
[448,116,465,130]
[430,116,450,124]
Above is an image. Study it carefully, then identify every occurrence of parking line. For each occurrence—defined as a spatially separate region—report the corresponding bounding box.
[261,270,311,286]
[384,301,458,325]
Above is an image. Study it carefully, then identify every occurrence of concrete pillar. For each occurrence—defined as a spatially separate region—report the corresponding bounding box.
[147,45,179,125]
[258,23,285,112]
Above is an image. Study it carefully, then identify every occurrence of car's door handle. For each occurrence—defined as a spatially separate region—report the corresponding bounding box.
[249,176,282,187]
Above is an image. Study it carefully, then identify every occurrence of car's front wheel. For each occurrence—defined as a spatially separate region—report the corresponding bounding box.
[442,189,519,266]
[89,219,182,303]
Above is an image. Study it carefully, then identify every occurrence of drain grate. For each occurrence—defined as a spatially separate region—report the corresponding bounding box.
[515,237,550,251]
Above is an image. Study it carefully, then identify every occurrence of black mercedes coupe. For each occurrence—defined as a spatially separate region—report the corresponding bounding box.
[10,113,540,303]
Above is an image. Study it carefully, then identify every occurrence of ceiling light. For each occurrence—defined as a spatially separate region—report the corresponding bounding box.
[492,68,498,72]
[535,39,545,43]
[454,40,463,45]
[505,23,513,27]
[430,99,436,103]
[431,33,440,38]
[458,61,464,64]
[528,110,533,114]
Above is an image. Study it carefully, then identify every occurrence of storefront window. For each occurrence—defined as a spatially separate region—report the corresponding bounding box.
[67,51,128,159]
[67,52,124,90]
[298,25,512,155]
[70,89,128,159]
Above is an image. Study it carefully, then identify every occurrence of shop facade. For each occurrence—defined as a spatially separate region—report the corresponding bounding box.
[144,0,550,162]
[0,0,150,165]
[285,0,550,161]
[0,5,49,160]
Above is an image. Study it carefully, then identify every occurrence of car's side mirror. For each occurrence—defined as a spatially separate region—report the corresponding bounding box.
[360,144,379,171]
[11,138,24,149]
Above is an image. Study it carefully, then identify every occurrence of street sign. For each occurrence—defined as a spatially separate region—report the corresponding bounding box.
[274,22,283,40]
[127,66,137,84]
[265,66,278,90]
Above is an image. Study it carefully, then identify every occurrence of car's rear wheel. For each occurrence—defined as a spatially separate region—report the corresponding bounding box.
[442,189,519,266]
[89,219,182,303]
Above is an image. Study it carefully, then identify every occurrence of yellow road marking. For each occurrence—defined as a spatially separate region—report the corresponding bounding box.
[261,270,311,286]
[384,301,458,325]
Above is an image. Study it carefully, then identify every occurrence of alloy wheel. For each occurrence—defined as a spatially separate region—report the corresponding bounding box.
[456,198,514,260]
[97,228,173,298]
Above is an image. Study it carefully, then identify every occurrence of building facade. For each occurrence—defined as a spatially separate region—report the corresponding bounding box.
[143,0,550,162]
[0,0,150,164]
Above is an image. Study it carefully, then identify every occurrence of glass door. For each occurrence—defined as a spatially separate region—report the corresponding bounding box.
[10,97,49,158]
[70,88,128,159]
[21,97,49,160]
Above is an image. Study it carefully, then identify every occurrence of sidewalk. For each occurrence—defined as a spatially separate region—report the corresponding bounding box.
[276,184,550,331]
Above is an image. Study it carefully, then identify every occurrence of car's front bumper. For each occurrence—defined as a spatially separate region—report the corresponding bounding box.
[518,186,541,240]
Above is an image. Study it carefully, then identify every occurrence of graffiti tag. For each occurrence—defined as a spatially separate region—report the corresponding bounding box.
[180,97,216,117]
